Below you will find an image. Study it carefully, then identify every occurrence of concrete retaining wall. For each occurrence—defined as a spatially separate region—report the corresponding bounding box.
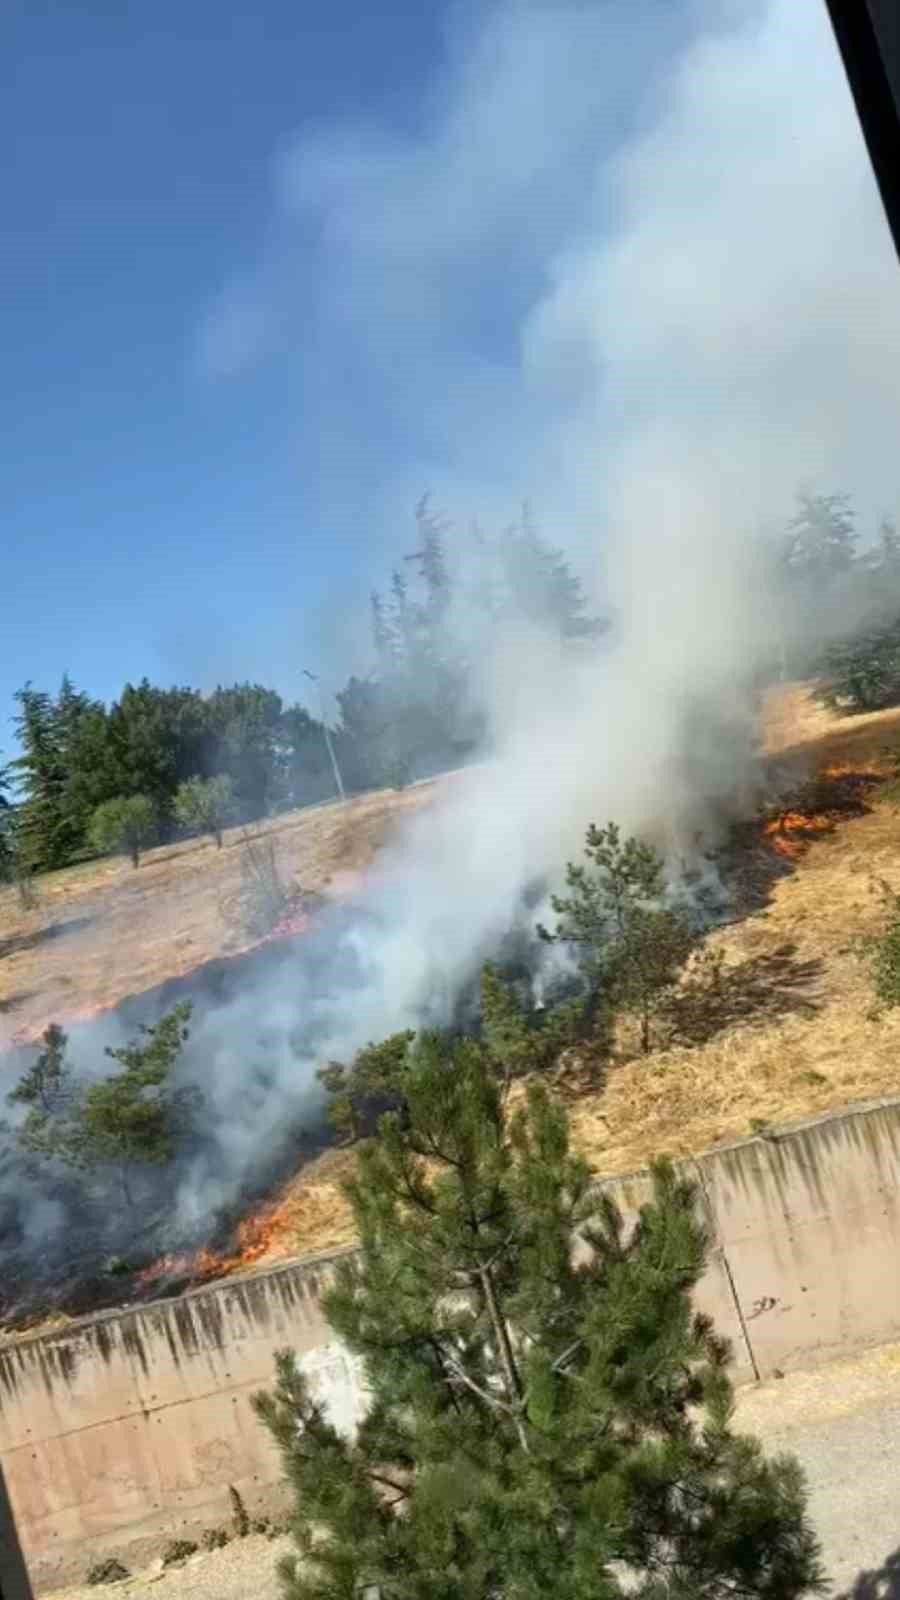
[5,1096,900,1593]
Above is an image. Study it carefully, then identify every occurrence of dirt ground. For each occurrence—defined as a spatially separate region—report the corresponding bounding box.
[0,782,439,1046]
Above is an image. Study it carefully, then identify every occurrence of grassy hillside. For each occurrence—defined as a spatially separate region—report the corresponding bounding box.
[0,781,440,1045]
[6,683,900,1282]
[250,683,900,1264]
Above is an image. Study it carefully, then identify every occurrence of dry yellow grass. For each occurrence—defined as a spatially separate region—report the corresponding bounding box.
[269,684,900,1259]
[7,685,900,1273]
[0,782,439,1045]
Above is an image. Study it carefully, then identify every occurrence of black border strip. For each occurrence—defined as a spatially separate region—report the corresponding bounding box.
[823,0,900,260]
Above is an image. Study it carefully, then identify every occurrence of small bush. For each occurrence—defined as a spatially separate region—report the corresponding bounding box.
[86,1558,130,1585]
[161,1538,198,1566]
[220,831,292,941]
[103,1256,132,1277]
[817,615,900,712]
[869,881,900,1008]
[872,924,900,1004]
[201,1527,230,1551]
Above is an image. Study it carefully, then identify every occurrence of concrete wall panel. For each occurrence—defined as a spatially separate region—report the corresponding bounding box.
[698,1102,900,1376]
[4,1105,900,1592]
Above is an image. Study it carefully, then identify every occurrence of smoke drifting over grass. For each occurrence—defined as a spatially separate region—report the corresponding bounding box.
[7,0,900,1299]
[275,0,900,1048]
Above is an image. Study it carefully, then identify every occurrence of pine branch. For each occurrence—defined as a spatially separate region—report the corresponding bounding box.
[441,1353,516,1418]
[551,1337,585,1374]
[367,1470,410,1505]
[477,1264,529,1452]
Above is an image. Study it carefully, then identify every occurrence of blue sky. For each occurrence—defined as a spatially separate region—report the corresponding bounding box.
[2,0,699,751]
[2,1,450,736]
[4,0,897,761]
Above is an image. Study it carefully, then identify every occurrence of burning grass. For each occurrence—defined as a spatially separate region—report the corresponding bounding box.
[7,687,900,1329]
[756,764,883,860]
[253,688,900,1266]
[133,1157,359,1290]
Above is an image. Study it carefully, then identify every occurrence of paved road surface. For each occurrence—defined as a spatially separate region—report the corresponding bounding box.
[737,1340,900,1596]
[53,1342,900,1600]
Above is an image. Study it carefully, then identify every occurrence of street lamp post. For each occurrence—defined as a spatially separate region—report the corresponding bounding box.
[303,670,346,803]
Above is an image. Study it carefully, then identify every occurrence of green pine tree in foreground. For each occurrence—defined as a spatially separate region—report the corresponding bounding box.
[8,1002,197,1205]
[255,1039,825,1599]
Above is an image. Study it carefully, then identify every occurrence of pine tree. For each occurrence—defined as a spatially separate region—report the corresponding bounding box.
[255,1041,825,1600]
[540,823,698,1055]
[782,492,857,587]
[273,704,337,808]
[206,683,283,819]
[0,797,37,910]
[389,569,416,664]
[479,962,588,1079]
[12,684,69,870]
[499,505,603,643]
[63,697,120,848]
[405,493,452,629]
[0,764,11,879]
[8,1004,197,1206]
[371,592,396,671]
[317,1030,417,1143]
[869,517,900,578]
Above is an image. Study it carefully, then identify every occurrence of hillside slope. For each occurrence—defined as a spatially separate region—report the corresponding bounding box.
[0,781,440,1045]
[247,684,900,1263]
[7,685,900,1280]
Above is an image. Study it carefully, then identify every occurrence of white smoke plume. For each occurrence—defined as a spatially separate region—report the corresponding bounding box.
[256,0,899,1008]
[187,0,900,1204]
[158,0,900,1223]
[9,0,900,1270]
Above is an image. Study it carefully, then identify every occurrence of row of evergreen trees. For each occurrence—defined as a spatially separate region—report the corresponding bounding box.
[6,488,900,877]
[5,677,338,873]
[2,503,600,876]
[339,500,603,791]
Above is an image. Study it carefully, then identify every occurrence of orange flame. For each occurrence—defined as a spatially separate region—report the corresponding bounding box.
[761,810,833,859]
[760,764,883,859]
[136,1194,299,1290]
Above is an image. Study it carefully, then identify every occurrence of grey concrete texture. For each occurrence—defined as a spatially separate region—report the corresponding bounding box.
[5,1095,900,1592]
[49,1344,900,1600]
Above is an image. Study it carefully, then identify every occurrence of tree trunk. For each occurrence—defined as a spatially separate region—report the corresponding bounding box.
[479,1264,529,1453]
[130,843,139,869]
[215,826,223,849]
